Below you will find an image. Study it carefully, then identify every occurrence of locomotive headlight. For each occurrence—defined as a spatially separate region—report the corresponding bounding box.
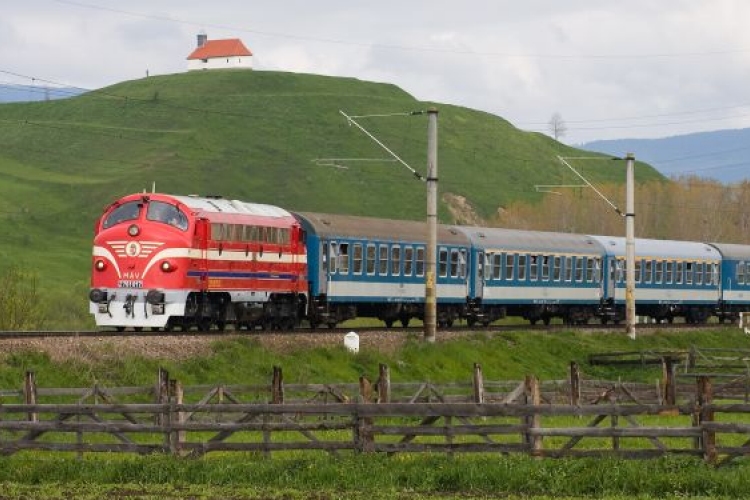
[128,224,140,237]
[160,260,177,272]
[89,288,107,303]
[95,259,107,271]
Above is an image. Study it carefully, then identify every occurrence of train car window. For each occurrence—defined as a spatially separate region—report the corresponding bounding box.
[552,256,561,282]
[379,245,389,275]
[479,252,487,280]
[404,247,413,276]
[279,228,290,245]
[329,242,338,273]
[391,246,401,276]
[575,258,584,282]
[210,223,223,240]
[675,262,684,284]
[439,248,449,278]
[493,254,502,280]
[416,247,425,277]
[529,255,538,281]
[655,261,663,284]
[353,244,363,275]
[103,201,142,229]
[608,260,615,283]
[665,261,673,284]
[322,243,328,271]
[644,260,653,284]
[586,258,595,283]
[505,254,514,281]
[518,255,527,281]
[450,250,459,278]
[566,257,574,282]
[460,249,467,279]
[738,262,746,285]
[338,243,350,274]
[366,244,376,275]
[634,260,642,284]
[695,262,704,285]
[615,259,624,283]
[686,262,694,284]
[541,256,550,281]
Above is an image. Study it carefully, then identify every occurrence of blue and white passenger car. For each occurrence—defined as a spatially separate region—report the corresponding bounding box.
[457,227,607,325]
[590,235,721,323]
[709,243,750,322]
[295,212,471,328]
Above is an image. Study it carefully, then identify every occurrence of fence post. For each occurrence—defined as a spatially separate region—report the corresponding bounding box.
[23,371,37,422]
[524,375,542,457]
[271,366,284,404]
[156,367,169,429]
[169,379,185,456]
[569,362,580,406]
[473,363,484,404]
[662,357,676,406]
[377,364,390,403]
[356,376,374,453]
[696,376,716,464]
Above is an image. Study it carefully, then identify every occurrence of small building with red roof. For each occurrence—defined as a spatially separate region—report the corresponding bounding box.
[186,34,253,71]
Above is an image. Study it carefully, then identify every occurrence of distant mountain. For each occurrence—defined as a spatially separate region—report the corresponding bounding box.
[579,128,750,184]
[0,84,84,103]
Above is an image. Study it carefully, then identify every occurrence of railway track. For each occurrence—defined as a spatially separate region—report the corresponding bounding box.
[0,321,723,340]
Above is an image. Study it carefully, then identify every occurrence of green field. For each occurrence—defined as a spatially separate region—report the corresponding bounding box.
[0,70,663,322]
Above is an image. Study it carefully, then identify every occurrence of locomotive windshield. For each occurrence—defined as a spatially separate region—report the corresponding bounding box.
[146,201,189,231]
[102,201,141,229]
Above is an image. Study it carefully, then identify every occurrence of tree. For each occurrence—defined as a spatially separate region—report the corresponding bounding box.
[548,112,567,141]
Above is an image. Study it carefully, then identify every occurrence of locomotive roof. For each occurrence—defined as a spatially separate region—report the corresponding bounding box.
[588,235,721,260]
[708,242,750,260]
[455,226,605,254]
[294,212,470,245]
[170,195,292,218]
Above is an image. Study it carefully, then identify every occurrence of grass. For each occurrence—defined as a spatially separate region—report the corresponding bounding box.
[1,327,750,497]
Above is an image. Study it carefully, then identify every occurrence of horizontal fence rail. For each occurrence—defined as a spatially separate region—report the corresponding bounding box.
[0,366,749,465]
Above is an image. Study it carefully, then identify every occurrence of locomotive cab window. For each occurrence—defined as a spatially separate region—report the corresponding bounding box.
[147,201,188,231]
[103,201,142,229]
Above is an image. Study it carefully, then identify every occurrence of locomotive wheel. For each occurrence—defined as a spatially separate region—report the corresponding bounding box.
[384,319,394,328]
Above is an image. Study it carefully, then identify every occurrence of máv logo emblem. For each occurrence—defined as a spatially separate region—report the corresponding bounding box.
[126,241,142,257]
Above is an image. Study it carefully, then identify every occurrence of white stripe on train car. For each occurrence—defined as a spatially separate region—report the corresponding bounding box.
[326,281,466,300]
[92,246,122,277]
[482,286,601,302]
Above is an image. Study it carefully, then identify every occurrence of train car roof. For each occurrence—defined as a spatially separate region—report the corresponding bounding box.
[588,235,721,260]
[295,212,470,245]
[708,242,750,260]
[455,226,606,255]
[170,195,293,218]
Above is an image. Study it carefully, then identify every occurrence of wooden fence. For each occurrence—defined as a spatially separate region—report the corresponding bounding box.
[1,366,750,465]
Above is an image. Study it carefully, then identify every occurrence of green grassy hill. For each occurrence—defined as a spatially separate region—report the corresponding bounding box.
[0,70,663,319]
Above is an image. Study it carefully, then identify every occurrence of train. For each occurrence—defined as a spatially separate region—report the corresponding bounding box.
[89,192,750,331]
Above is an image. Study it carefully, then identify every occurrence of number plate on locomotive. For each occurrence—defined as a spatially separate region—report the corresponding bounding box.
[118,280,143,288]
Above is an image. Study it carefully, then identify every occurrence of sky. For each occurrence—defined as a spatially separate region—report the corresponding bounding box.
[2,0,750,145]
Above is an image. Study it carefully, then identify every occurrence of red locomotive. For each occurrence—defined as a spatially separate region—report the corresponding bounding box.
[89,193,307,331]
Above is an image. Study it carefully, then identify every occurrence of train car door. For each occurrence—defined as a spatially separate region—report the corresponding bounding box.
[194,218,210,291]
[473,250,485,301]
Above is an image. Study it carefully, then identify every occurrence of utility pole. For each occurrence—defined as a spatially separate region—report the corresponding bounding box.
[424,108,438,343]
[625,153,636,339]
